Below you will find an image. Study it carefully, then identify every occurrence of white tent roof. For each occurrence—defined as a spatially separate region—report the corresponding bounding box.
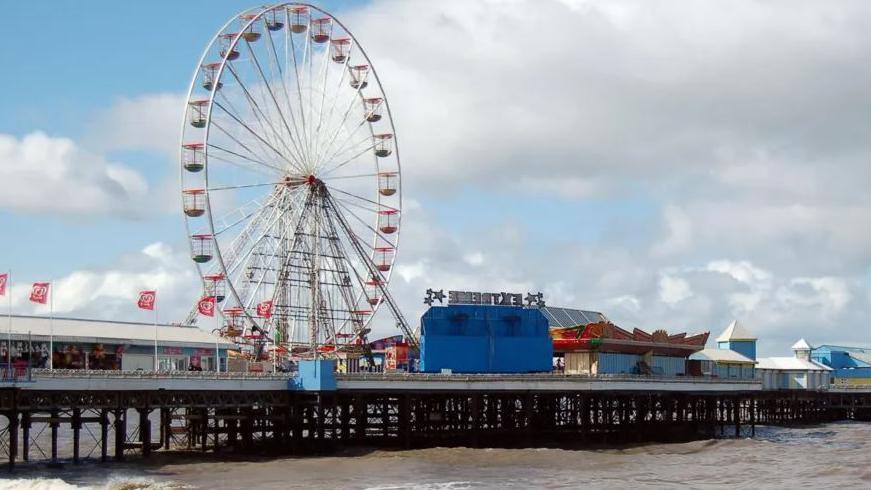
[791,338,812,350]
[689,348,756,364]
[715,320,756,342]
[756,357,831,371]
[5,315,234,349]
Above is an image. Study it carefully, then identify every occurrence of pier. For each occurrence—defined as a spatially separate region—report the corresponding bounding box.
[2,371,869,470]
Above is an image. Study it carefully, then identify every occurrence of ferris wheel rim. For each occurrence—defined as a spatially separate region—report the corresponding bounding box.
[179,2,402,345]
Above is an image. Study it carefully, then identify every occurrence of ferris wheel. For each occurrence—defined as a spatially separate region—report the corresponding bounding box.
[179,3,413,358]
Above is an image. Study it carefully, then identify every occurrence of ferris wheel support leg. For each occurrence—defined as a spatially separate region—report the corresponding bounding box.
[323,190,418,349]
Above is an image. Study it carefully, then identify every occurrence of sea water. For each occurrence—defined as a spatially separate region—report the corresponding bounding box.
[2,422,869,489]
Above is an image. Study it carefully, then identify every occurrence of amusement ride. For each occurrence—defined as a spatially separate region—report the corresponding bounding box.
[179,3,415,363]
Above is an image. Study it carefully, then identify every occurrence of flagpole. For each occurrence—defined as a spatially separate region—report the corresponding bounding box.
[154,305,159,372]
[6,270,12,380]
[215,310,220,373]
[49,279,54,370]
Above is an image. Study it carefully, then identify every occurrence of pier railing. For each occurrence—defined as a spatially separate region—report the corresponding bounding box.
[26,368,294,380]
[337,371,761,384]
[11,369,766,385]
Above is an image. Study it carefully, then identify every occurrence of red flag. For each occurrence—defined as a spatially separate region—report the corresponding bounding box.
[137,290,156,310]
[29,282,50,305]
[197,296,216,317]
[256,299,273,318]
[0,273,7,296]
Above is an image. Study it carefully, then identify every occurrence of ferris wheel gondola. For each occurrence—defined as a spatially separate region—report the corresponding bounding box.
[179,3,414,359]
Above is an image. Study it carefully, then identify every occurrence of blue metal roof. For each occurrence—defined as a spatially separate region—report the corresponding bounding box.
[816,344,871,353]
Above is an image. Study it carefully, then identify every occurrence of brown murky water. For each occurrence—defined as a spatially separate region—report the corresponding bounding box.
[2,422,870,489]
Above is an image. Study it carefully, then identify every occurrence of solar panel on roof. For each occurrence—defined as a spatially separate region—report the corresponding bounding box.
[537,306,606,328]
[542,308,559,326]
[568,310,587,325]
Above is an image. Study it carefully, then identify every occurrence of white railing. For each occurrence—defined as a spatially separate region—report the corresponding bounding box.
[29,368,295,381]
[337,372,759,384]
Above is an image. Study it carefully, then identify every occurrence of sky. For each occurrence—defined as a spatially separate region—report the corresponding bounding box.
[3,0,871,356]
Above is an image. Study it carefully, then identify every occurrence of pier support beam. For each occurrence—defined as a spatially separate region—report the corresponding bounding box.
[100,409,109,463]
[114,409,126,462]
[21,412,29,463]
[139,408,152,458]
[71,408,81,464]
[49,409,59,466]
[7,411,18,470]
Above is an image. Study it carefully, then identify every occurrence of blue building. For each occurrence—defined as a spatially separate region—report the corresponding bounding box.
[716,320,757,361]
[419,304,552,374]
[689,320,757,380]
[811,344,871,386]
[756,339,831,390]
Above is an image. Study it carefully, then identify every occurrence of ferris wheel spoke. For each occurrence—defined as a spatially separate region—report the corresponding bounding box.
[221,63,301,168]
[224,56,288,152]
[314,118,368,172]
[310,59,353,166]
[208,181,282,192]
[214,73,290,164]
[334,198,398,250]
[213,99,295,167]
[310,37,339,167]
[207,138,284,176]
[334,195,385,216]
[206,153,274,179]
[296,17,315,161]
[304,29,317,166]
[312,97,366,171]
[211,95,284,170]
[243,38,308,171]
[321,172,379,181]
[320,140,380,178]
[263,19,310,167]
[288,14,311,163]
[311,66,370,169]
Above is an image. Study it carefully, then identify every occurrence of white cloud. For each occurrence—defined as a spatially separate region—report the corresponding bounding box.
[345,0,871,197]
[779,277,852,314]
[706,260,772,286]
[652,205,693,257]
[87,93,186,157]
[659,274,692,305]
[0,132,149,216]
[463,252,484,267]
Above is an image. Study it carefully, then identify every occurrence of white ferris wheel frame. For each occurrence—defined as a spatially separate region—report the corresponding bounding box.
[178,2,403,346]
